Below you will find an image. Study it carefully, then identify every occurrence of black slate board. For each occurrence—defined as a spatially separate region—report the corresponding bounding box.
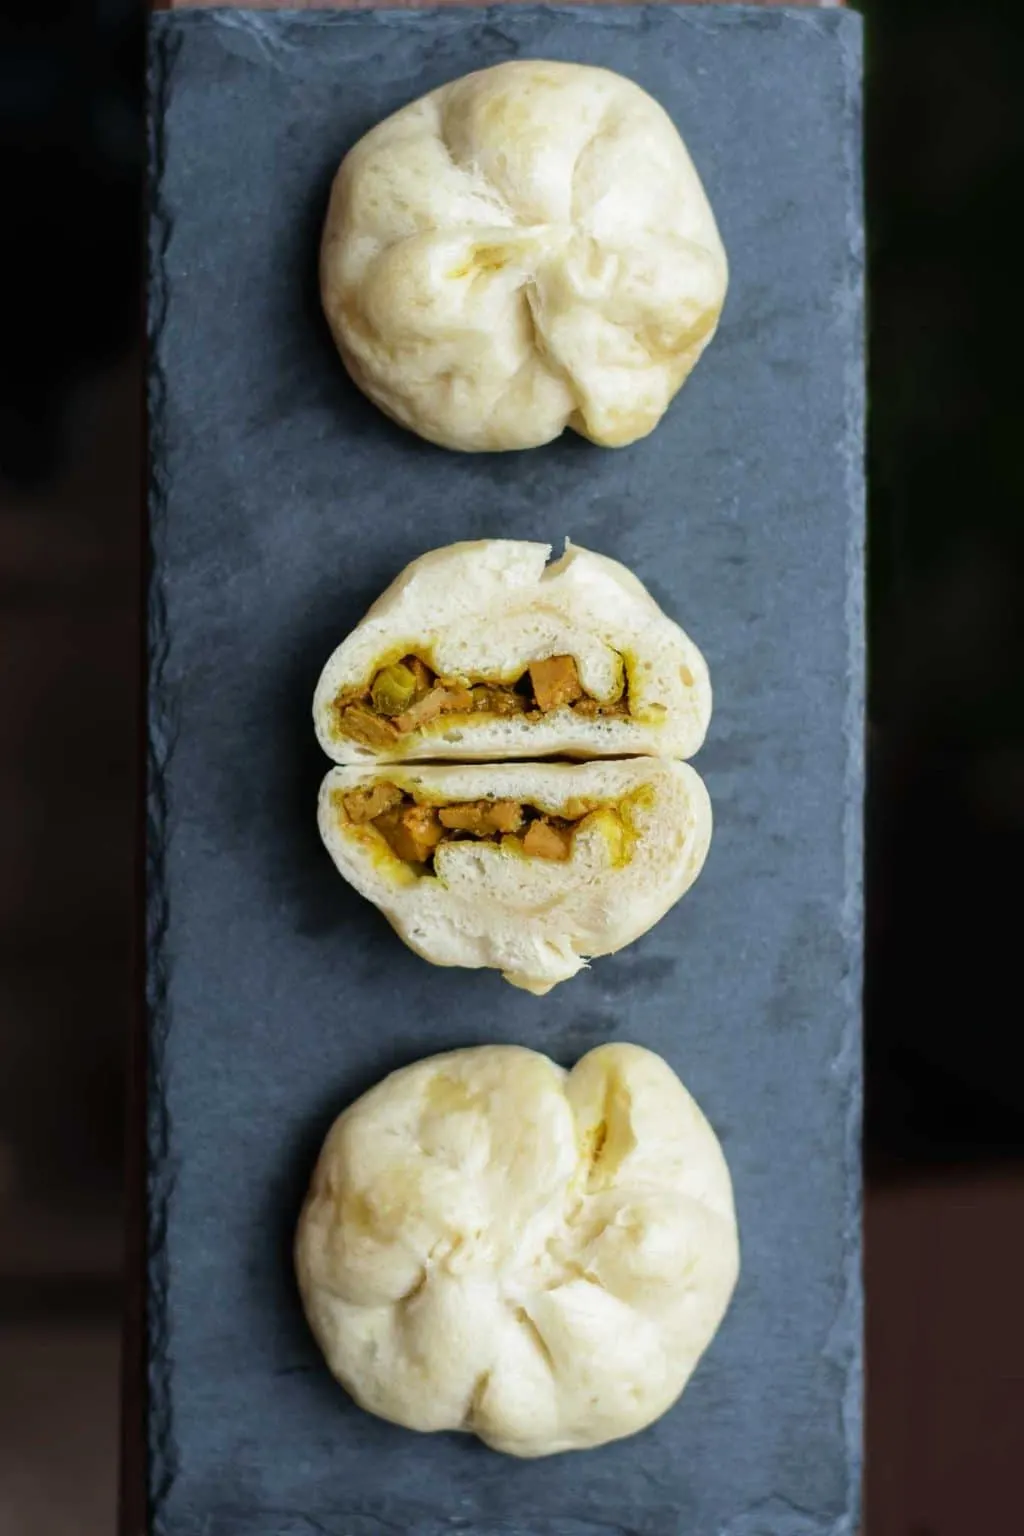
[147,8,864,1535]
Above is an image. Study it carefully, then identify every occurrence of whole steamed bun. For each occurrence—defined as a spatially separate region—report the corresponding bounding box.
[321,60,728,452]
[295,1043,739,1457]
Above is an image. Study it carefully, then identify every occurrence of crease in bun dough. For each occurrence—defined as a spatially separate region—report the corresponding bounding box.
[314,539,711,765]
[321,60,728,452]
[318,758,711,995]
[295,1043,739,1457]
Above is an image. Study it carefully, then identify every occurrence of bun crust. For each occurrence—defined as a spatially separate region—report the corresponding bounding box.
[321,61,727,452]
[295,1042,739,1456]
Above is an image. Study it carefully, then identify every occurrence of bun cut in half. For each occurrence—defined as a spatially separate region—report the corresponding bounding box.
[318,758,711,995]
[314,540,710,765]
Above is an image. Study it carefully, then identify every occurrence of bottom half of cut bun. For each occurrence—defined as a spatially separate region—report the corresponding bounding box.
[318,758,712,994]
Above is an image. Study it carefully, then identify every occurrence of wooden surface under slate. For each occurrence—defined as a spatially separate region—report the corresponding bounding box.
[139,7,863,1535]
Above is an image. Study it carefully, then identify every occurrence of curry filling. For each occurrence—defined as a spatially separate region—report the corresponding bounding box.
[338,782,628,870]
[331,652,630,750]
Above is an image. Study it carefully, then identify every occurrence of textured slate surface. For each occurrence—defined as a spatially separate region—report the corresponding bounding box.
[147,8,863,1534]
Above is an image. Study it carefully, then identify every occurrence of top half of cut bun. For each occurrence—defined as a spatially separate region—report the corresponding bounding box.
[313,540,711,764]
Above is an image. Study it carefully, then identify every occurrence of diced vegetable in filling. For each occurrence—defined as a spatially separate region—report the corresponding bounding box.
[527,655,584,712]
[374,803,445,864]
[339,784,611,869]
[335,703,400,751]
[369,663,419,717]
[331,652,628,746]
[521,819,574,860]
[438,800,524,835]
[341,781,404,823]
[395,684,474,734]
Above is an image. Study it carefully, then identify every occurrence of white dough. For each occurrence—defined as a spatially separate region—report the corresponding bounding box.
[295,1043,739,1456]
[321,61,728,451]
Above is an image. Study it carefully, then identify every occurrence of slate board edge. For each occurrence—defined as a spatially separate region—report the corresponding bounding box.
[146,14,184,1531]
[144,9,866,1533]
[834,11,865,1535]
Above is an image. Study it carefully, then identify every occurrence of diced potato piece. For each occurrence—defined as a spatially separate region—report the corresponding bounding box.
[486,800,525,834]
[395,684,473,733]
[522,818,573,861]
[342,781,403,824]
[337,703,400,749]
[594,651,625,706]
[528,655,583,712]
[438,802,493,834]
[370,663,418,717]
[438,799,525,836]
[375,804,443,863]
[585,807,627,865]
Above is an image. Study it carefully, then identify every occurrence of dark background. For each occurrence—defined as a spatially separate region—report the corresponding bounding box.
[0,3,1020,1533]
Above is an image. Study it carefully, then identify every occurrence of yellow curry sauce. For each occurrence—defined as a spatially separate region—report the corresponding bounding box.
[330,652,631,750]
[333,781,656,875]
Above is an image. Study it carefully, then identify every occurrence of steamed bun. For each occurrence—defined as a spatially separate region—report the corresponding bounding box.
[313,539,712,766]
[321,60,728,451]
[295,1043,739,1456]
[318,758,712,994]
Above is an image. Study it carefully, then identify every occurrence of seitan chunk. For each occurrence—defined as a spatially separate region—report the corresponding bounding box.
[438,799,525,836]
[522,818,574,861]
[395,684,474,733]
[375,804,444,864]
[337,702,400,750]
[528,655,583,712]
[342,781,403,825]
